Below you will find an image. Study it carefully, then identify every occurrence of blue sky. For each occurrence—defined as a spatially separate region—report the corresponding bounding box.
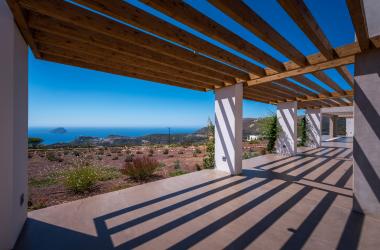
[28,0,355,128]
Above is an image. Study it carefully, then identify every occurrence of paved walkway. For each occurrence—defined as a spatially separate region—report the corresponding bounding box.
[16,142,380,249]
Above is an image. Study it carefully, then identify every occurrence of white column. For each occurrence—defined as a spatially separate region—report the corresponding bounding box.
[305,109,322,148]
[346,117,354,137]
[215,83,243,175]
[353,0,380,218]
[276,102,297,155]
[0,1,29,249]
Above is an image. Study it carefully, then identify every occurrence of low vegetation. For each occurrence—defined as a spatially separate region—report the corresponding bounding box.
[203,120,215,169]
[121,156,160,181]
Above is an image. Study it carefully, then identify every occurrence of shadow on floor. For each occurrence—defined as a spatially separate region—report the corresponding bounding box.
[15,146,372,250]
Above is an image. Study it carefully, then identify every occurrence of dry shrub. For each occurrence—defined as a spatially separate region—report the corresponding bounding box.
[121,156,160,181]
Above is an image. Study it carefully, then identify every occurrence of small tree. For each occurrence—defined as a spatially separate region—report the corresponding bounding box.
[299,116,308,146]
[260,115,279,153]
[203,118,215,169]
[28,137,43,148]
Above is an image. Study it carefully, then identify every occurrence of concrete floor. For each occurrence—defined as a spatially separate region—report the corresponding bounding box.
[15,141,380,250]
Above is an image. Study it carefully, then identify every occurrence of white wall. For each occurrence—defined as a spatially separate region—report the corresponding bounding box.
[0,1,28,249]
[305,109,321,147]
[215,83,243,175]
[276,102,297,155]
[346,117,354,136]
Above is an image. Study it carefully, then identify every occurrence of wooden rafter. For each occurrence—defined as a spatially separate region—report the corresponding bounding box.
[208,0,307,67]
[336,66,354,87]
[19,0,249,80]
[278,0,353,89]
[33,31,225,88]
[274,79,318,97]
[72,0,265,76]
[311,71,346,94]
[39,45,212,90]
[6,0,358,108]
[346,0,370,51]
[41,54,206,91]
[28,14,239,84]
[141,0,286,72]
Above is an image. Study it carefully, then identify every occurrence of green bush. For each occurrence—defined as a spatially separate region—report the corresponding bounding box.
[169,170,186,177]
[194,148,202,154]
[28,137,43,148]
[65,164,99,193]
[121,156,159,181]
[46,151,62,162]
[260,115,280,153]
[299,116,308,146]
[203,121,215,169]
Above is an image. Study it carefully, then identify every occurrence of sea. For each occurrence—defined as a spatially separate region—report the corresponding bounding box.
[28,127,200,145]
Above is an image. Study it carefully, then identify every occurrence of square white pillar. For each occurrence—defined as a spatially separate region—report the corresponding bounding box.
[305,109,322,148]
[352,0,380,219]
[215,83,243,175]
[276,102,297,155]
[0,1,29,249]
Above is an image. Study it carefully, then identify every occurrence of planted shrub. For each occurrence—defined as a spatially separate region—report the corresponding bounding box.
[121,156,160,181]
[163,148,169,155]
[112,156,119,160]
[149,148,154,155]
[28,137,43,148]
[65,164,99,193]
[261,115,280,153]
[46,151,62,162]
[299,116,308,146]
[194,148,202,154]
[178,151,184,155]
[170,160,186,176]
[203,120,215,169]
[136,151,143,154]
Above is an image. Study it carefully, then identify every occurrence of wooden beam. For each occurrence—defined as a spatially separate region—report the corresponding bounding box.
[19,0,249,81]
[244,87,288,102]
[6,0,40,58]
[73,0,266,76]
[291,75,331,95]
[336,66,354,88]
[142,0,286,72]
[274,79,318,97]
[311,71,346,94]
[346,0,370,51]
[278,0,354,87]
[38,45,212,90]
[33,31,224,88]
[247,55,355,86]
[208,0,308,67]
[278,0,335,60]
[28,14,237,85]
[40,54,206,92]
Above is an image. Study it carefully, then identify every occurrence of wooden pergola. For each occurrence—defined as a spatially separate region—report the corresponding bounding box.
[7,0,378,108]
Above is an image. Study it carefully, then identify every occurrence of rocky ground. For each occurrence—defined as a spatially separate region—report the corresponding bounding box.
[28,142,266,210]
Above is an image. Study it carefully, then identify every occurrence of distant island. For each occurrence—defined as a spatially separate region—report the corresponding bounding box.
[50,127,67,134]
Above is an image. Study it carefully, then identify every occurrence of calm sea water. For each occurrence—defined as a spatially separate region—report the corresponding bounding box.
[28,127,199,145]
